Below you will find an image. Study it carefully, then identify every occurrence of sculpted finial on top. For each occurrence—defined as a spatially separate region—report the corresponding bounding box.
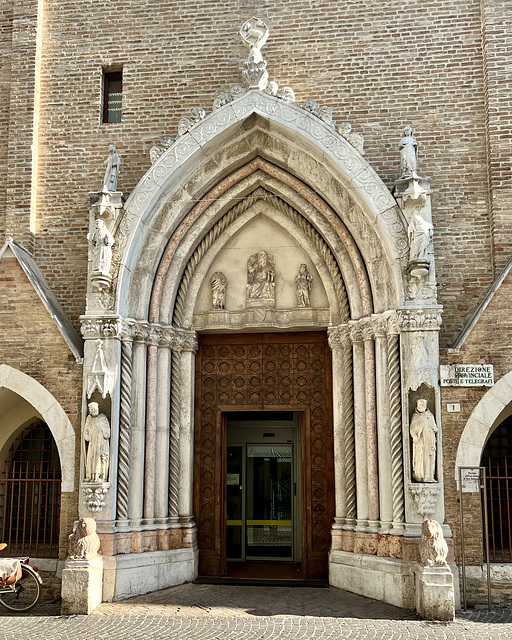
[239,18,269,90]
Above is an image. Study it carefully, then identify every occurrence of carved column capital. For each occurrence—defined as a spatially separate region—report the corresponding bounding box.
[383,310,400,335]
[327,324,350,350]
[360,317,374,342]
[119,318,136,342]
[348,320,364,343]
[80,316,122,340]
[398,307,442,331]
[132,321,150,344]
[371,315,388,339]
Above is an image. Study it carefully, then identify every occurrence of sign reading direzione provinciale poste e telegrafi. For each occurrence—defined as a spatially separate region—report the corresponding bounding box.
[440,364,494,387]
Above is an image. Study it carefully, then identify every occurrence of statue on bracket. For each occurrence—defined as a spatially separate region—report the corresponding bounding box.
[295,263,313,307]
[408,212,433,264]
[247,250,275,305]
[399,126,419,180]
[239,17,269,90]
[102,144,121,192]
[84,402,110,483]
[410,398,438,483]
[88,218,115,277]
[211,271,227,310]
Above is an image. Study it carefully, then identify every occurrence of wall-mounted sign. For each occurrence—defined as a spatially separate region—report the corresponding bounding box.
[440,364,494,387]
[459,467,482,493]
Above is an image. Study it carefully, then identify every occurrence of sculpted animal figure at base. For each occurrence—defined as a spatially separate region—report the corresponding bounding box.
[68,517,101,561]
[419,519,448,567]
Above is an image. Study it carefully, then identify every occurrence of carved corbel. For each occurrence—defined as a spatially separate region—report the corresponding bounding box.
[409,484,441,519]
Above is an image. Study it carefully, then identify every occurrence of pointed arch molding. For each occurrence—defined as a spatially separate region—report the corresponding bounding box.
[115,90,408,319]
[455,370,512,482]
[0,365,75,492]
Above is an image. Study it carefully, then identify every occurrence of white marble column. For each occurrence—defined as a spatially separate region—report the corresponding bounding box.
[143,328,160,524]
[154,328,171,524]
[128,322,148,528]
[373,315,393,531]
[178,331,198,527]
[350,322,368,529]
[361,319,379,530]
[327,325,347,526]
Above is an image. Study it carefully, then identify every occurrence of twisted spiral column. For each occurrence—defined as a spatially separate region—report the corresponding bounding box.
[168,337,182,519]
[342,331,356,524]
[387,327,404,525]
[116,327,133,522]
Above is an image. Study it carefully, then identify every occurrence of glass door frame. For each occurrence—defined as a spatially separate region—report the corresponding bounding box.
[223,412,302,568]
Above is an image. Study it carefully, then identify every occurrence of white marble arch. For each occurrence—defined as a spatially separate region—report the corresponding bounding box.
[0,364,75,492]
[114,90,408,320]
[455,370,512,484]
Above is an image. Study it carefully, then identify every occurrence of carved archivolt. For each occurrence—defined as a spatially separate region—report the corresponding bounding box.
[172,187,350,327]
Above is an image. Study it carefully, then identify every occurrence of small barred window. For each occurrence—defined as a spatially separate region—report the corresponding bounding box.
[103,71,122,123]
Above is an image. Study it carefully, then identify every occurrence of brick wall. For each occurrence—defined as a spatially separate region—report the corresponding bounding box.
[442,268,512,566]
[0,255,82,558]
[0,0,507,341]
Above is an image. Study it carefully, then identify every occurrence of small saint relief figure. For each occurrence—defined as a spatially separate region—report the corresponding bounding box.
[84,402,110,483]
[408,211,433,263]
[211,271,227,310]
[295,263,313,307]
[88,219,115,276]
[410,398,438,483]
[103,144,121,192]
[399,126,419,179]
[247,250,275,303]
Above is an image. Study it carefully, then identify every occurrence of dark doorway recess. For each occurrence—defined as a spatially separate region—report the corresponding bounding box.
[194,332,334,582]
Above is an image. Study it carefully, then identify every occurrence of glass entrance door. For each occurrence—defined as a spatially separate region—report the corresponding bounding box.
[226,413,300,564]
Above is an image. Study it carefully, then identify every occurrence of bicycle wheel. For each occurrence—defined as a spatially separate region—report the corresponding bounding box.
[0,566,41,612]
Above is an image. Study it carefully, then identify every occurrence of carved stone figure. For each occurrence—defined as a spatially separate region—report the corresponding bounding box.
[295,263,313,307]
[247,250,275,303]
[84,402,110,482]
[68,517,101,560]
[399,126,419,179]
[150,134,174,164]
[410,399,438,483]
[211,271,227,310]
[239,16,269,65]
[408,212,433,263]
[277,87,295,103]
[88,219,114,276]
[102,144,121,192]
[264,81,278,96]
[419,520,448,567]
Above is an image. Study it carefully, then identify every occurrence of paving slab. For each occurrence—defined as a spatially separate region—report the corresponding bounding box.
[0,583,510,640]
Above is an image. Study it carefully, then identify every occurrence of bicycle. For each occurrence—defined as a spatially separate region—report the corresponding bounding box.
[0,544,43,612]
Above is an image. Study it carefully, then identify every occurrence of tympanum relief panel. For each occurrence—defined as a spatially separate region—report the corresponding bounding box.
[193,215,329,331]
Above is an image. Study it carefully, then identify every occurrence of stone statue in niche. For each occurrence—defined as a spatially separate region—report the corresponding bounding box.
[102,144,121,192]
[84,402,110,482]
[247,250,275,304]
[68,517,101,561]
[211,271,227,310]
[88,218,115,276]
[399,126,419,179]
[408,211,433,263]
[410,398,438,483]
[419,520,448,567]
[295,263,313,307]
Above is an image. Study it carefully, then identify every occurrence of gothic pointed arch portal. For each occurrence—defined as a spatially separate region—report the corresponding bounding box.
[81,88,445,606]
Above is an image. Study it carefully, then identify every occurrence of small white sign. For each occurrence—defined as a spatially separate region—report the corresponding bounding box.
[446,403,461,413]
[440,364,494,387]
[460,468,481,493]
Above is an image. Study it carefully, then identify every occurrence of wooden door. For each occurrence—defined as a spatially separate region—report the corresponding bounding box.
[194,332,334,579]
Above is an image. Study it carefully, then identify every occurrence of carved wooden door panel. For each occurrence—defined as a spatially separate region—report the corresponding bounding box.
[194,332,333,579]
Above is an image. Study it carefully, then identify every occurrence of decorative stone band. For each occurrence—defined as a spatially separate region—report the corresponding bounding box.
[409,484,441,519]
[80,316,198,352]
[327,308,442,347]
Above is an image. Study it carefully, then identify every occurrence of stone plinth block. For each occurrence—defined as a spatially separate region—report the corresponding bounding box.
[61,556,103,615]
[415,563,455,621]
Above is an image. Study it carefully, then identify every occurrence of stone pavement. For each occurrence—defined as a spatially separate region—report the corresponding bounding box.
[0,583,511,639]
